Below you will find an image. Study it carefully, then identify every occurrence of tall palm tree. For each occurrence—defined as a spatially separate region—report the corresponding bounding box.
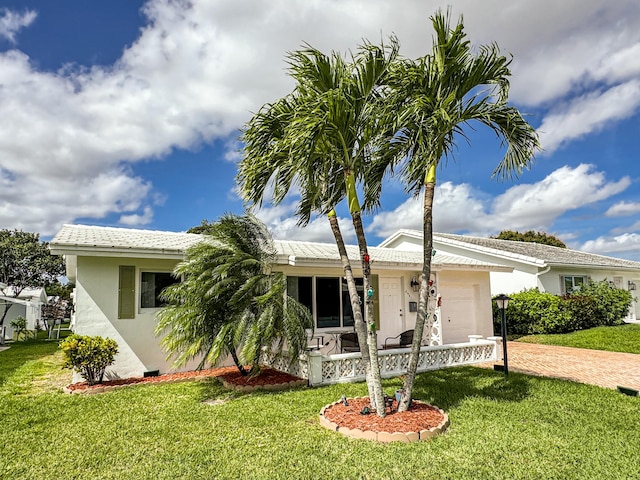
[155,213,312,376]
[238,39,398,416]
[377,11,540,411]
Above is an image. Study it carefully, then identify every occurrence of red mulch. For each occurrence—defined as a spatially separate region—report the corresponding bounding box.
[217,367,302,387]
[323,397,445,434]
[65,366,300,392]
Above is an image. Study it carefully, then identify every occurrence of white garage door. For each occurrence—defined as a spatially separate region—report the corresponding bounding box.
[440,284,478,344]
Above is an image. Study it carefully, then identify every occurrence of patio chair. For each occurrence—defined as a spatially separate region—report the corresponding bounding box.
[384,329,414,349]
[340,332,360,353]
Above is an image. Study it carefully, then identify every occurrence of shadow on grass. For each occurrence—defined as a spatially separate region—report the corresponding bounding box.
[191,365,532,415]
[0,340,62,388]
[409,366,532,410]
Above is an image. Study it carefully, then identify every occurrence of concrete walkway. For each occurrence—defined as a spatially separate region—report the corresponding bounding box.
[490,342,640,391]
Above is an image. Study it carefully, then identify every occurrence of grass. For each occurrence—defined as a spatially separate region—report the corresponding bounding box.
[1,341,639,479]
[517,323,640,354]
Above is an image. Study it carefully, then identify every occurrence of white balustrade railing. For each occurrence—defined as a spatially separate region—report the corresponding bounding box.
[264,335,498,387]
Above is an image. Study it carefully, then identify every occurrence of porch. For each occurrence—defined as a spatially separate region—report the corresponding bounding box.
[266,335,500,387]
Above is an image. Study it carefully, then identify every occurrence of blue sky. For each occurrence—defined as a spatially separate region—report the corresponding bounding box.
[2,1,640,259]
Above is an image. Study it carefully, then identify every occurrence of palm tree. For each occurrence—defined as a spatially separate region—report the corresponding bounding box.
[378,11,540,411]
[238,39,398,416]
[155,213,312,376]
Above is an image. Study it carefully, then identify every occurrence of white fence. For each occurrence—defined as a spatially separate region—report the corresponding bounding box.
[265,335,499,387]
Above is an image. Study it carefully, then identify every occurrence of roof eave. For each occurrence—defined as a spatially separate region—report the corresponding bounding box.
[50,244,186,260]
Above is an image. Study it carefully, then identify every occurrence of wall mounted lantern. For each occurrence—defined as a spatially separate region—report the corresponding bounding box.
[628,281,636,291]
[410,276,420,292]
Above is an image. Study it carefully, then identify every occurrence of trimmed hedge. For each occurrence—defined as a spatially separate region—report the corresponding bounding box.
[494,280,633,335]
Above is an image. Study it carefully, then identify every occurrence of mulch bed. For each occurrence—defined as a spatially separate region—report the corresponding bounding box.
[65,366,302,393]
[322,397,446,434]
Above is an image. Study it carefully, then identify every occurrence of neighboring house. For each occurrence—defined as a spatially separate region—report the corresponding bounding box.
[50,224,510,380]
[379,229,640,319]
[0,286,47,341]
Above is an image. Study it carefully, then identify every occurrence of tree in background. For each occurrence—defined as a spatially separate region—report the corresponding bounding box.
[492,230,567,248]
[0,229,65,327]
[156,214,312,376]
[186,220,216,235]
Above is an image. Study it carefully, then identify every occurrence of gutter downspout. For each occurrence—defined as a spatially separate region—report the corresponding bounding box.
[535,265,551,289]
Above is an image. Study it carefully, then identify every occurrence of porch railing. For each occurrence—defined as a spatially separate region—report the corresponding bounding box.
[265,335,499,387]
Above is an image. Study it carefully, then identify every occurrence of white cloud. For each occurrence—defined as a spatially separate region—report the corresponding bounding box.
[1,0,640,236]
[492,164,630,229]
[369,164,630,238]
[254,200,355,244]
[605,201,640,217]
[0,8,36,43]
[580,233,640,260]
[367,182,491,238]
[537,81,640,154]
[119,206,154,226]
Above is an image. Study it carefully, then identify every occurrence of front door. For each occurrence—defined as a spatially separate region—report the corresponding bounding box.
[378,277,403,347]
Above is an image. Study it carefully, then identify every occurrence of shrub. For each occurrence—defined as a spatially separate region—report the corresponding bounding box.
[10,316,28,340]
[561,294,600,331]
[498,280,634,336]
[60,334,118,385]
[572,280,633,326]
[495,288,573,335]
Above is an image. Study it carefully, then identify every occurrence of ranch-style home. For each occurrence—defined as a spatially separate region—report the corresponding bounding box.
[50,224,509,381]
[380,229,640,320]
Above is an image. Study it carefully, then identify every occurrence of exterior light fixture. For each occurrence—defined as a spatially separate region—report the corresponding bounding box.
[493,294,511,376]
[410,276,420,292]
[628,281,636,291]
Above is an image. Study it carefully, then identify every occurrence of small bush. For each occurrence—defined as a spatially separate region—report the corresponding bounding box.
[10,316,28,340]
[60,334,118,385]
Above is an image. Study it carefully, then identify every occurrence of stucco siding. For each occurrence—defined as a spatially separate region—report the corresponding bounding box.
[74,256,202,379]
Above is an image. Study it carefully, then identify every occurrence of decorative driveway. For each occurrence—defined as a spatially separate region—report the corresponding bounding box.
[489,342,640,391]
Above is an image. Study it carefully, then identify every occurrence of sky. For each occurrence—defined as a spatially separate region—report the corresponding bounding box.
[1,1,640,259]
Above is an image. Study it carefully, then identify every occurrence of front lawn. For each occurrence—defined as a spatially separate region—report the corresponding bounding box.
[517,323,640,354]
[1,341,639,479]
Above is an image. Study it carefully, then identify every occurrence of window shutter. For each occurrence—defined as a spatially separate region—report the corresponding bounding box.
[371,274,380,330]
[559,275,566,295]
[118,266,136,319]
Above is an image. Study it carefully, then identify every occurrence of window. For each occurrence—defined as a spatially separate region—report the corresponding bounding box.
[287,275,369,329]
[561,275,588,294]
[141,272,178,308]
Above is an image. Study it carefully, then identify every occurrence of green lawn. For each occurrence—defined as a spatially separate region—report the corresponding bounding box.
[517,323,640,354]
[1,341,639,480]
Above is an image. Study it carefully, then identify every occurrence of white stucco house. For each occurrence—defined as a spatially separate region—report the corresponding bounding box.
[50,224,509,380]
[380,230,640,319]
[1,286,47,341]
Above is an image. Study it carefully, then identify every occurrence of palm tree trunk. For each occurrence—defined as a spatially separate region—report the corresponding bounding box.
[229,348,249,376]
[327,211,375,404]
[351,210,386,417]
[398,167,436,412]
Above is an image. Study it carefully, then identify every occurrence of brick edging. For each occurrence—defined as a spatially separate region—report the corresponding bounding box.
[319,396,449,443]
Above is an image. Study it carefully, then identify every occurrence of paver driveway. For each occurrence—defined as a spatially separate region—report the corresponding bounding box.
[494,342,640,391]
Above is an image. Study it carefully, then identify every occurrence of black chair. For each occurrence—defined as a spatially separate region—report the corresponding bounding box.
[340,332,360,353]
[384,329,414,349]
